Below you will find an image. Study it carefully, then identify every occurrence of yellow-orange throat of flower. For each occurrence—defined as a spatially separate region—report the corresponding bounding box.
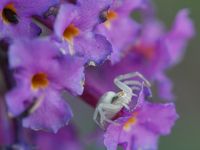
[63,24,80,55]
[123,112,138,131]
[104,10,118,29]
[63,24,80,41]
[1,3,18,24]
[31,73,49,90]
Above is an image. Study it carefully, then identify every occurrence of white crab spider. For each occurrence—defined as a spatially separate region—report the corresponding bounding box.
[93,72,151,128]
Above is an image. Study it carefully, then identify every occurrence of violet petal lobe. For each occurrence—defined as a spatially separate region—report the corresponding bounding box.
[164,9,195,66]
[22,89,73,133]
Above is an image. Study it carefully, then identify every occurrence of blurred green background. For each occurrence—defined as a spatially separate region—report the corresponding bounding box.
[68,0,200,149]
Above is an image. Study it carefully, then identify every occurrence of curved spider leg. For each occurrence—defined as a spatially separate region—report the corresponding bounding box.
[114,77,132,94]
[118,80,142,97]
[121,102,130,110]
[117,72,151,87]
[98,110,115,127]
[100,103,123,113]
[124,81,143,90]
[99,110,119,128]
[99,112,106,128]
[123,80,142,90]
[98,103,123,126]
[104,118,119,126]
[93,104,108,128]
[123,80,142,87]
[130,86,141,91]
[93,108,101,127]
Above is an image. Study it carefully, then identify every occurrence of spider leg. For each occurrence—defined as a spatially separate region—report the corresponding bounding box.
[104,118,119,126]
[99,111,106,128]
[123,80,142,91]
[115,101,130,110]
[123,80,142,87]
[116,72,151,87]
[93,107,101,127]
[95,106,108,128]
[95,103,123,127]
[120,102,130,110]
[100,103,122,113]
[114,77,132,94]
[114,78,141,97]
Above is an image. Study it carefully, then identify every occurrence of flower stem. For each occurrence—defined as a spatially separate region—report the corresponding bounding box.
[0,39,22,148]
[80,83,102,108]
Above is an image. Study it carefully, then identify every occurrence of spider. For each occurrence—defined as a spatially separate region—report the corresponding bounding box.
[93,72,151,129]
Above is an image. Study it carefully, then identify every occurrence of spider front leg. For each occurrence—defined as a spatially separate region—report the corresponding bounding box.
[123,80,142,90]
[94,107,110,128]
[93,107,102,127]
[121,102,130,110]
[117,72,151,87]
[114,77,133,95]
[114,77,140,98]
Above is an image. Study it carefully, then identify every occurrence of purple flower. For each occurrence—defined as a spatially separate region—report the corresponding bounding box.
[27,125,83,150]
[164,9,195,66]
[104,86,178,150]
[0,0,58,38]
[84,8,194,101]
[95,0,150,64]
[54,1,112,64]
[6,38,85,133]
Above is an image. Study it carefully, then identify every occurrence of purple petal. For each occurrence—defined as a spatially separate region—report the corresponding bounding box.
[104,119,123,150]
[54,4,78,38]
[0,0,58,38]
[33,125,83,150]
[126,124,158,150]
[74,33,112,64]
[0,18,40,38]
[55,55,85,95]
[165,9,195,66]
[138,102,179,135]
[14,0,59,16]
[22,89,73,133]
[96,18,140,64]
[6,83,33,116]
[8,38,58,69]
[112,0,151,16]
[74,0,112,30]
[155,73,175,101]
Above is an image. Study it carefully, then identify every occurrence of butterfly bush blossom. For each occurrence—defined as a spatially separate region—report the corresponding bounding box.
[6,38,85,132]
[0,0,194,149]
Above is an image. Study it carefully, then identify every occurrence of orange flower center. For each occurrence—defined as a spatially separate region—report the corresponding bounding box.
[104,10,118,29]
[106,10,118,20]
[1,3,18,24]
[63,24,80,41]
[123,112,138,131]
[31,73,49,90]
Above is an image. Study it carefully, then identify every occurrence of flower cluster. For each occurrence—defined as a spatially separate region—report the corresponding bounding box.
[0,0,194,149]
